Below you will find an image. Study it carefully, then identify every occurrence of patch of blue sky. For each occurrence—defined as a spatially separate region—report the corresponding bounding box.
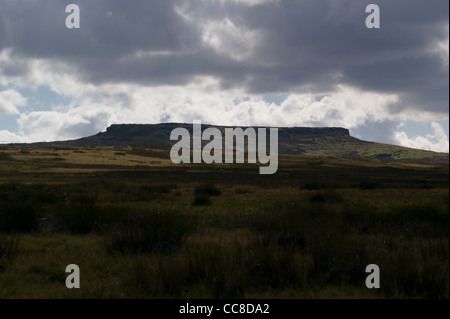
[262,93,288,106]
[0,85,72,133]
[0,114,18,132]
[19,85,72,112]
[232,96,250,105]
[399,120,449,139]
[233,94,288,106]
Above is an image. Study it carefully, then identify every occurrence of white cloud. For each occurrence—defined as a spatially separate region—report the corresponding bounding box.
[110,82,400,130]
[1,79,448,154]
[201,17,262,61]
[394,121,449,153]
[432,24,449,69]
[0,49,95,99]
[0,49,448,153]
[175,2,264,62]
[0,89,27,115]
[0,130,23,144]
[17,102,116,143]
[275,85,399,128]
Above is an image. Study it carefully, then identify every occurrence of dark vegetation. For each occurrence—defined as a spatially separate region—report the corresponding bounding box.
[193,184,222,206]
[0,145,448,298]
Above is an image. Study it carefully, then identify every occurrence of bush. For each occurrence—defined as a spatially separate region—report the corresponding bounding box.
[308,189,343,203]
[301,180,336,190]
[192,194,212,206]
[100,183,176,203]
[358,179,381,190]
[106,209,195,255]
[194,184,221,196]
[46,193,100,234]
[50,202,101,234]
[0,201,40,233]
[192,184,221,206]
[0,152,13,161]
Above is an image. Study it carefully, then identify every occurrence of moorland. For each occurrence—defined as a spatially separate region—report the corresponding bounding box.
[0,124,448,298]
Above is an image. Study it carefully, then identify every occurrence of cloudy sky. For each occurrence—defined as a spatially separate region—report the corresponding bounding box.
[0,0,448,152]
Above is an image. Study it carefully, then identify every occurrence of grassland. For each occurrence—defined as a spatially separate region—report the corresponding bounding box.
[0,145,448,298]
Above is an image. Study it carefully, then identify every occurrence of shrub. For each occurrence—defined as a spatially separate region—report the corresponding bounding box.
[0,152,13,161]
[358,179,381,190]
[192,184,221,206]
[301,180,336,190]
[0,201,40,233]
[308,189,343,203]
[194,184,221,196]
[103,183,176,202]
[47,193,100,234]
[192,194,212,206]
[105,209,195,255]
[51,202,101,234]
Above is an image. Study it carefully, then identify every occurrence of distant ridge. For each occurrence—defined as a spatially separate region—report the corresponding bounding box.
[6,123,449,163]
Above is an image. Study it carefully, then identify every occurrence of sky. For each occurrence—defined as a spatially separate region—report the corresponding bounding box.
[0,0,448,152]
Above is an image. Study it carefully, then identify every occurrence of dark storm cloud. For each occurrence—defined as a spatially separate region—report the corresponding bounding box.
[231,0,448,111]
[1,0,198,57]
[83,47,248,86]
[0,0,448,113]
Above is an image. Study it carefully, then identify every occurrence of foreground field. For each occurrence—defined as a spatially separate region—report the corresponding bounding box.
[0,146,448,298]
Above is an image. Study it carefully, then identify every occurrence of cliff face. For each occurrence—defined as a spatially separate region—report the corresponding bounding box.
[98,123,352,150]
[104,123,350,140]
[278,127,349,136]
[105,123,349,135]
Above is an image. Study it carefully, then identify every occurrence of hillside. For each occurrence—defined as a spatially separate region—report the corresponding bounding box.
[7,123,449,163]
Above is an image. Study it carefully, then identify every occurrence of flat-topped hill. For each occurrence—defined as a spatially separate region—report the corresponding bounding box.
[6,123,448,163]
